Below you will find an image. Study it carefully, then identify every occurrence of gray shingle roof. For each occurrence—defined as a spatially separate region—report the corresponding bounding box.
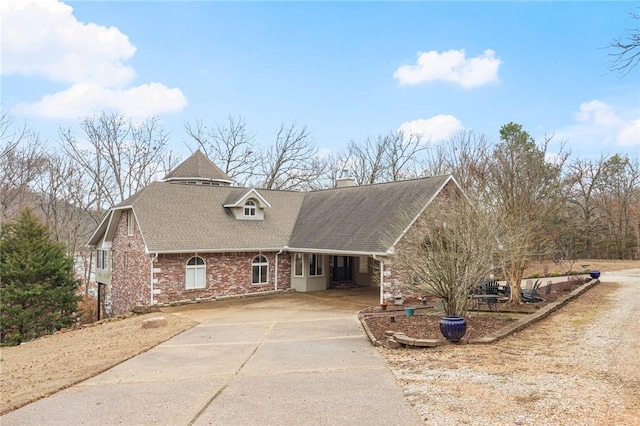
[289,175,451,253]
[90,174,455,255]
[163,150,233,184]
[127,183,304,252]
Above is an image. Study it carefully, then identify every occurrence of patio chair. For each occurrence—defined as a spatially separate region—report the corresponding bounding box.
[498,283,511,303]
[485,280,499,295]
[503,284,511,298]
[521,279,543,303]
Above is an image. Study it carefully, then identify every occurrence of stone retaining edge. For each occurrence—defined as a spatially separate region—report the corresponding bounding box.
[133,289,295,312]
[359,279,601,349]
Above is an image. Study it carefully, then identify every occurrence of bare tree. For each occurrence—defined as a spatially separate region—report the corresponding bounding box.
[386,132,427,181]
[564,155,610,258]
[609,7,640,75]
[130,116,180,189]
[0,111,47,224]
[423,129,491,198]
[346,134,387,185]
[486,123,568,303]
[35,155,93,248]
[34,154,98,295]
[310,151,349,190]
[59,112,177,212]
[257,122,321,190]
[185,116,257,185]
[394,193,508,316]
[595,154,640,259]
[345,131,428,185]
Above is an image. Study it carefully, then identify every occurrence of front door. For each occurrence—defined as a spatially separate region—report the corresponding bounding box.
[332,256,353,282]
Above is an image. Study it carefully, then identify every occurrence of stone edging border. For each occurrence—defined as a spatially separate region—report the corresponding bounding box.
[133,289,293,312]
[359,279,601,349]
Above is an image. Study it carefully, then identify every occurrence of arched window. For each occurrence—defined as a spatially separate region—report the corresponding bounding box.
[186,256,206,289]
[252,255,268,284]
[244,199,256,216]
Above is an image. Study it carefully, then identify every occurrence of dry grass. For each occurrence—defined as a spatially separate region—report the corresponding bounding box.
[0,313,196,414]
[523,259,638,278]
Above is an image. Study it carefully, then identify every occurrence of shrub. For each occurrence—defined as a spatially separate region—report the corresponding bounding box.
[78,295,98,324]
[0,210,80,345]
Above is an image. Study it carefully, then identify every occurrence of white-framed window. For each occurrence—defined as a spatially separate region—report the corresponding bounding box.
[309,254,323,276]
[293,253,304,277]
[127,210,134,235]
[252,255,268,284]
[359,256,368,273]
[186,256,206,289]
[244,199,256,216]
[96,249,108,270]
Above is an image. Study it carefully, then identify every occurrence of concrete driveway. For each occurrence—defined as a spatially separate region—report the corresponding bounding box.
[2,289,423,425]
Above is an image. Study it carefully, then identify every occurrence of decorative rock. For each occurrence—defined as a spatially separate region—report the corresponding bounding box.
[141,316,167,329]
[385,336,403,349]
[133,305,161,314]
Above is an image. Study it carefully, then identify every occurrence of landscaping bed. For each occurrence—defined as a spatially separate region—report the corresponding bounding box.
[364,313,511,342]
[361,277,586,342]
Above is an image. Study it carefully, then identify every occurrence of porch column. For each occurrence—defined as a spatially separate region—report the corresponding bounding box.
[379,259,384,304]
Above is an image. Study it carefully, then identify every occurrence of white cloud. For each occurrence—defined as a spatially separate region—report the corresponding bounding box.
[617,119,640,147]
[16,83,188,119]
[398,114,464,142]
[555,100,640,152]
[394,49,501,88]
[576,100,623,127]
[1,0,186,118]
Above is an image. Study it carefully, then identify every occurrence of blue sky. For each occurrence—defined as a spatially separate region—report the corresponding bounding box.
[2,1,639,161]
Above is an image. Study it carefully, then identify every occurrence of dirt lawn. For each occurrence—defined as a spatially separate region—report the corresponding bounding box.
[1,259,638,420]
[0,314,197,414]
[382,265,640,425]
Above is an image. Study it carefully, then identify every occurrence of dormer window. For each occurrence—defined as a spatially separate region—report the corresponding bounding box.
[224,189,271,220]
[244,199,257,217]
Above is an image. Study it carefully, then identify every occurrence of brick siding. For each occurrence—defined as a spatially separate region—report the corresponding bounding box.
[382,189,455,299]
[110,210,151,316]
[381,260,419,299]
[153,251,291,304]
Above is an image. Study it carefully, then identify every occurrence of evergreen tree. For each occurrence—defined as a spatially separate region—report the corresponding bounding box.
[1,209,80,345]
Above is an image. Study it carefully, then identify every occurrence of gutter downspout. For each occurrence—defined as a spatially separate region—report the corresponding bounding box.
[373,255,384,305]
[150,253,158,306]
[274,246,287,291]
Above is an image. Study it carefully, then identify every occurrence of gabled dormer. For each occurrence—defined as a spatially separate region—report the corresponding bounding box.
[163,150,234,186]
[224,188,272,220]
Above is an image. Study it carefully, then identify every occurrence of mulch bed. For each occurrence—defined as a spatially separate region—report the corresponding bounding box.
[364,312,510,341]
[361,278,587,342]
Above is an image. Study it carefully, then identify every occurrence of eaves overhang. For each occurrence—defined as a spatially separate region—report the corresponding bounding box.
[164,176,234,185]
[146,246,391,257]
[223,188,272,209]
[389,175,461,250]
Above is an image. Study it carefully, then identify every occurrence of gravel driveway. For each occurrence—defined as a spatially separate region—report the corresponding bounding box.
[381,269,640,425]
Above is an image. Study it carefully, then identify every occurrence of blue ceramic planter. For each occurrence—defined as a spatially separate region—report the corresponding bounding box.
[589,270,600,279]
[439,316,467,341]
[405,307,415,317]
